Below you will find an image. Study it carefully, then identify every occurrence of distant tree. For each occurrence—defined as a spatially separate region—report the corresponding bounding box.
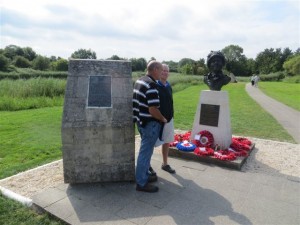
[294,48,300,55]
[3,45,24,59]
[178,58,195,68]
[14,56,31,68]
[22,47,37,61]
[193,58,207,75]
[32,55,50,70]
[71,48,97,59]
[180,64,193,74]
[162,60,178,72]
[131,58,147,71]
[108,55,124,60]
[221,45,247,76]
[51,58,68,71]
[245,58,257,76]
[283,55,300,76]
[49,56,58,62]
[0,54,10,71]
[255,48,292,74]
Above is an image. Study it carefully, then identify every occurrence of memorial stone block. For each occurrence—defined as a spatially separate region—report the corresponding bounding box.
[61,59,135,183]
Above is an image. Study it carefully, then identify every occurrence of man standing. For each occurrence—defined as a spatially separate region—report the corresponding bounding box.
[133,60,167,193]
[155,64,176,174]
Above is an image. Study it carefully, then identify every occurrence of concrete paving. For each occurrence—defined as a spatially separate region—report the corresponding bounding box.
[246,83,300,143]
[31,83,300,225]
[32,150,300,225]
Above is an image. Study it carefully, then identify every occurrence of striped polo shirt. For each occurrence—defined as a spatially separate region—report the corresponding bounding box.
[133,75,160,126]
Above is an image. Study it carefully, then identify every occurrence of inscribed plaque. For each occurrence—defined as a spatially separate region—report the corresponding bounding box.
[199,104,220,127]
[88,76,111,107]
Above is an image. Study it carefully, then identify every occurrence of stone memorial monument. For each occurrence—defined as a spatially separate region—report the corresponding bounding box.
[61,59,135,184]
[191,51,232,149]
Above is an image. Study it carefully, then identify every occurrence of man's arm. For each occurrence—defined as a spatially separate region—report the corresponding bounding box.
[149,106,167,123]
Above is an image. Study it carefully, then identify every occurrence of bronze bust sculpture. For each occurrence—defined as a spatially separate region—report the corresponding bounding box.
[204,51,231,91]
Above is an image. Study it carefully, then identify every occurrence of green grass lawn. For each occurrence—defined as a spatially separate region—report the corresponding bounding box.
[0,107,63,179]
[0,193,66,225]
[258,82,300,111]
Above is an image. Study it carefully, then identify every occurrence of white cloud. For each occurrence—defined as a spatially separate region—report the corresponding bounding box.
[1,0,299,61]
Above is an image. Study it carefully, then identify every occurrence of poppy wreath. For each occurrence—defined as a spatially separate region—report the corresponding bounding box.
[230,138,251,152]
[214,150,236,161]
[193,130,214,148]
[171,131,191,147]
[176,140,196,152]
[233,137,252,146]
[194,147,215,156]
[227,148,248,157]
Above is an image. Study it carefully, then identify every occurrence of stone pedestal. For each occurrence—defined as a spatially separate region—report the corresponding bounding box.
[61,59,135,184]
[191,90,232,149]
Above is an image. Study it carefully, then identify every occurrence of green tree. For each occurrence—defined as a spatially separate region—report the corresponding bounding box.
[162,60,178,72]
[193,58,207,75]
[245,58,257,76]
[0,54,10,71]
[221,45,247,76]
[71,48,97,59]
[255,48,292,74]
[14,56,31,68]
[178,58,195,68]
[180,64,193,74]
[51,58,68,71]
[283,55,300,76]
[3,45,24,59]
[131,58,147,71]
[22,47,37,61]
[32,55,50,70]
[108,55,124,60]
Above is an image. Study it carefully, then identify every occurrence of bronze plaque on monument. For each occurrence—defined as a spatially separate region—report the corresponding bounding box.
[88,75,111,107]
[199,104,220,127]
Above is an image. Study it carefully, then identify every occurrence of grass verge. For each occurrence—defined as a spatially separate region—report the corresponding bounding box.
[258,82,300,111]
[0,193,66,225]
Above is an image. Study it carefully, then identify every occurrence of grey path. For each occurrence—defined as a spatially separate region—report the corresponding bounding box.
[246,83,300,143]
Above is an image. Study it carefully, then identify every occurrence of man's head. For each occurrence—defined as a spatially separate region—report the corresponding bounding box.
[147,60,163,80]
[160,64,169,82]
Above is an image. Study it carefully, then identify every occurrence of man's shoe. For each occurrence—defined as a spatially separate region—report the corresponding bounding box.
[149,166,157,176]
[136,183,159,193]
[161,164,176,174]
[148,174,158,183]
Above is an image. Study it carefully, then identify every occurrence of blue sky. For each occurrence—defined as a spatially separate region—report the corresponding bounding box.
[0,0,299,61]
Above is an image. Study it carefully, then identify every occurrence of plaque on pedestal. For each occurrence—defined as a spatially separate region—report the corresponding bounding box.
[191,90,232,149]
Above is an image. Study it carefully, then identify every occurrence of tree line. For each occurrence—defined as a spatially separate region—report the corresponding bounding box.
[0,44,299,77]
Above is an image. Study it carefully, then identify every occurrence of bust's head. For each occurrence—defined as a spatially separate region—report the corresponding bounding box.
[207,51,225,73]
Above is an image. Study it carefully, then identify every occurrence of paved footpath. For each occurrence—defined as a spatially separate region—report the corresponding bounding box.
[32,152,300,225]
[246,83,300,143]
[31,83,300,225]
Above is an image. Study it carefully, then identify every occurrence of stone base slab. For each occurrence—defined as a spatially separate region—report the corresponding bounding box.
[168,143,255,170]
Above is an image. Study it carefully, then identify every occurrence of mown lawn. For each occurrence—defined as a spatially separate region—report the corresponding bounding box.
[0,107,63,179]
[258,82,300,111]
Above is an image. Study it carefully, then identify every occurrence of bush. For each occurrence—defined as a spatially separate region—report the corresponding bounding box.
[260,72,286,81]
[14,56,31,68]
[0,54,10,71]
[33,55,50,70]
[0,68,67,80]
